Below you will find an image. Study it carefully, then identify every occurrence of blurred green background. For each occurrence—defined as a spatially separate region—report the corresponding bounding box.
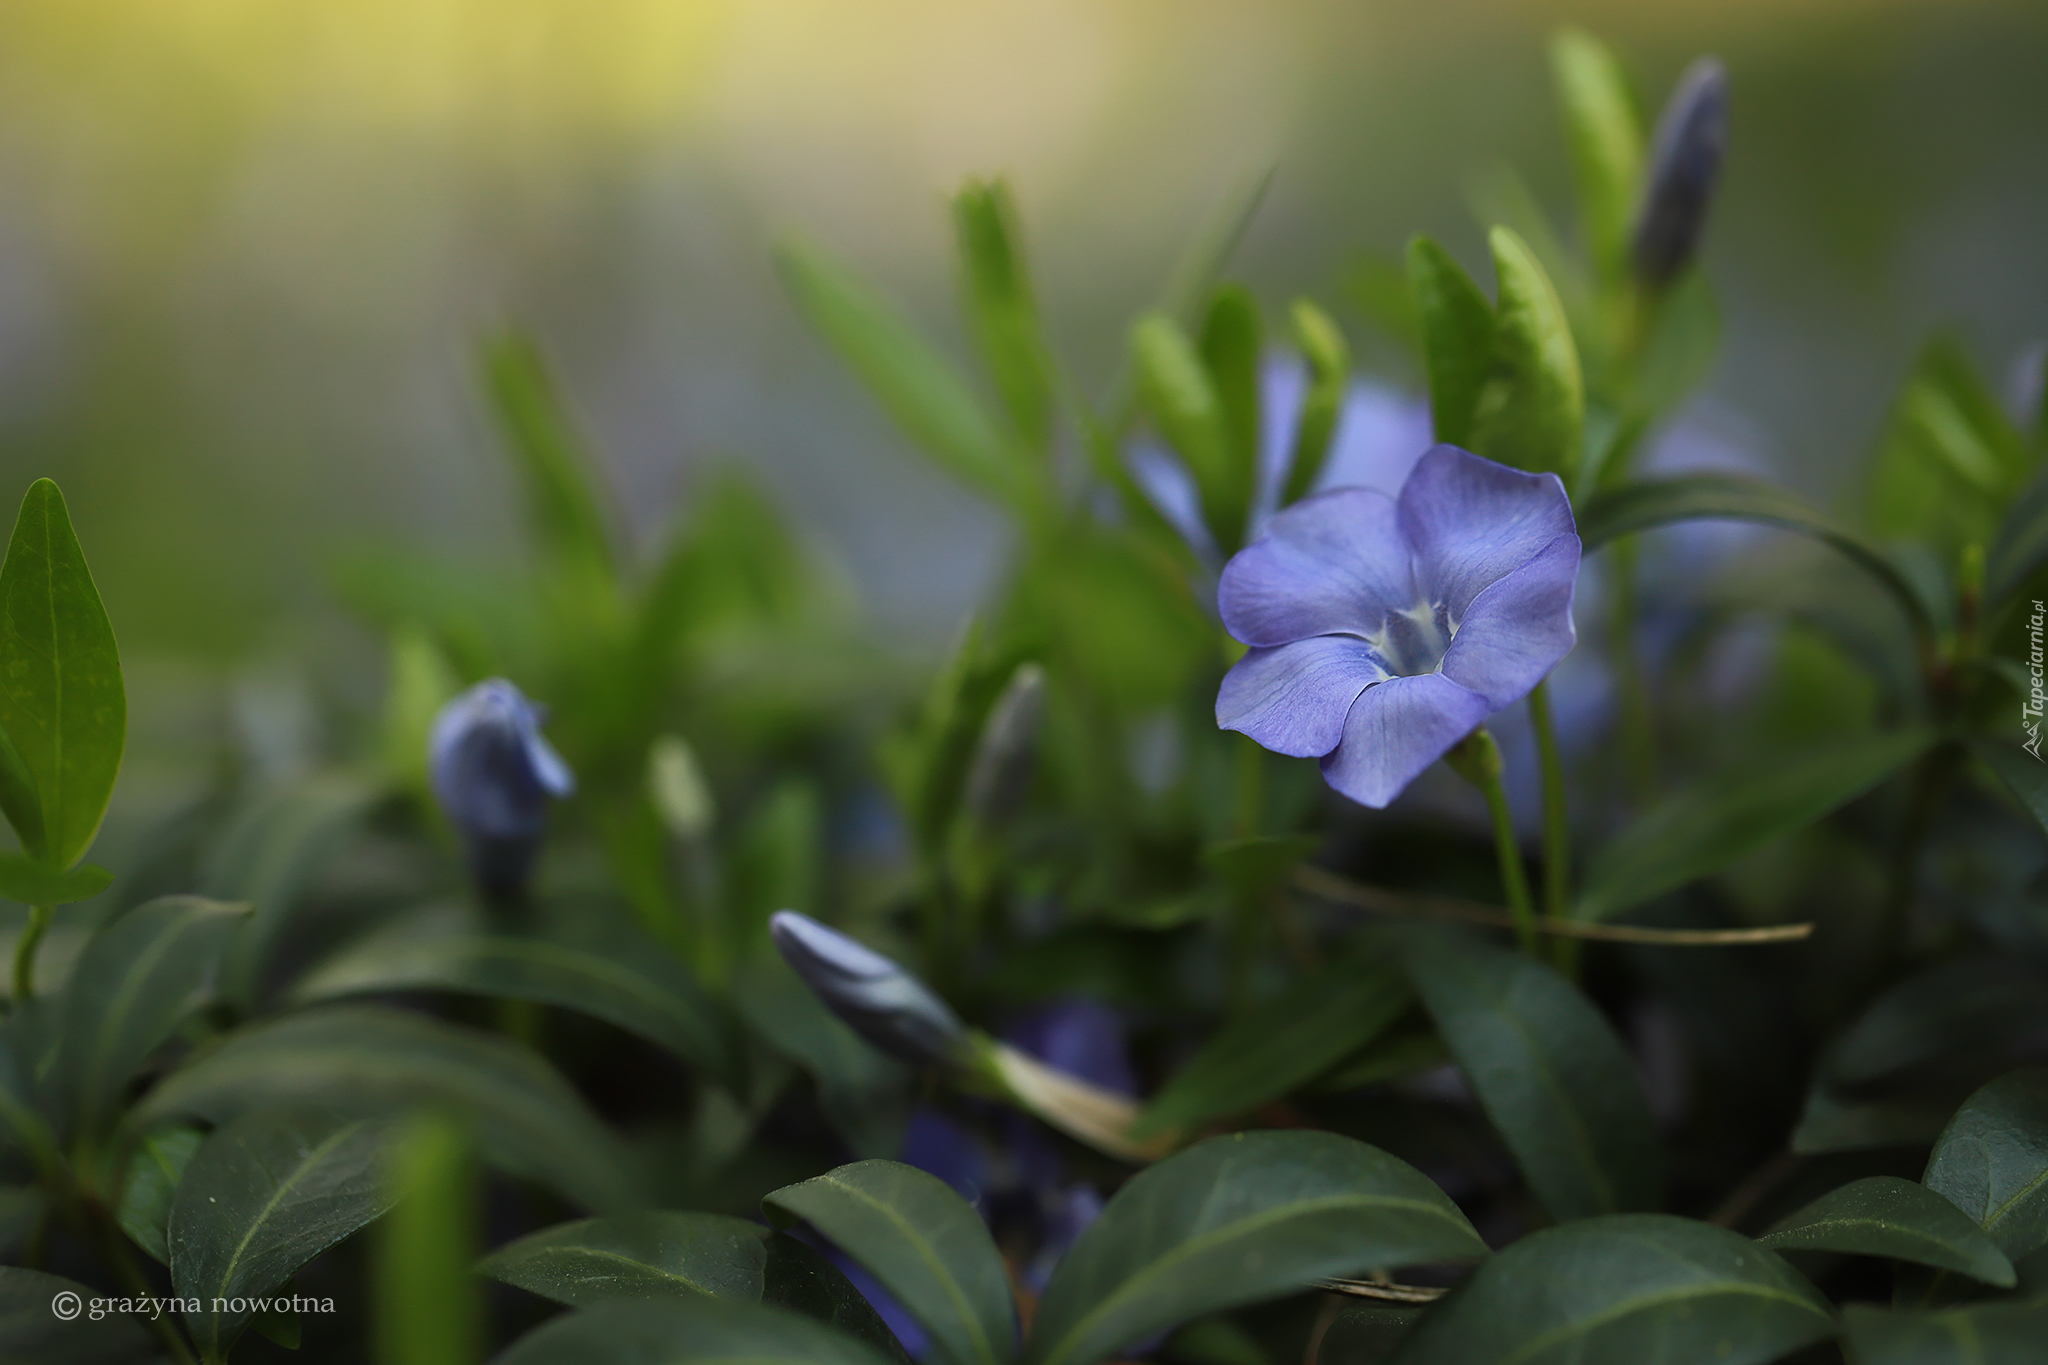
[0,0,2041,778]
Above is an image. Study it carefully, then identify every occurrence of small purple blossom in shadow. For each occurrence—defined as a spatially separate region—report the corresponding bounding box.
[428,678,575,901]
[1217,445,1581,808]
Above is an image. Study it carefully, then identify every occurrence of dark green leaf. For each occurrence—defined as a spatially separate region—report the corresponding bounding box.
[954,178,1054,452]
[1467,227,1583,481]
[1199,286,1264,528]
[0,1266,155,1364]
[482,333,618,579]
[1841,1300,2048,1364]
[1979,740,2048,840]
[765,1159,1014,1365]
[1400,930,1662,1221]
[775,234,1014,505]
[1576,473,1936,639]
[1922,1068,2048,1261]
[1132,957,1411,1140]
[1822,956,2048,1090]
[1575,729,1934,925]
[59,895,250,1137]
[0,478,125,871]
[1406,237,1494,447]
[170,1107,397,1359]
[117,1124,202,1264]
[1790,1086,1955,1157]
[1988,465,2048,604]
[763,1232,915,1363]
[1758,1175,2014,1286]
[1026,1131,1485,1365]
[0,857,109,907]
[1281,299,1350,506]
[493,1296,895,1365]
[289,921,733,1085]
[375,1110,483,1365]
[1549,29,1642,284]
[731,948,908,1160]
[1388,1215,1833,1365]
[133,1004,636,1212]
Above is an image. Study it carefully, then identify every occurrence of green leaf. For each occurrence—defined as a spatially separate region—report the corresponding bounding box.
[1922,1068,2048,1261]
[494,1297,896,1365]
[1406,237,1494,447]
[1576,473,1936,639]
[1550,29,1642,285]
[1199,285,1264,523]
[0,479,125,871]
[1400,929,1662,1222]
[1387,1215,1833,1365]
[478,1211,909,1362]
[1841,1301,2048,1364]
[170,1107,398,1360]
[954,178,1054,452]
[0,1265,155,1364]
[731,948,908,1160]
[482,333,618,580]
[1821,956,2048,1090]
[1467,227,1584,481]
[1575,728,1934,924]
[1132,311,1238,549]
[375,1110,482,1365]
[132,1004,636,1212]
[1979,740,2048,840]
[1280,299,1350,506]
[1758,1175,2015,1286]
[0,722,42,871]
[117,1124,203,1264]
[1026,1130,1486,1365]
[290,920,733,1085]
[1988,465,2048,604]
[1132,956,1411,1140]
[764,1159,1015,1365]
[775,234,1015,505]
[0,857,109,907]
[58,895,251,1138]
[1868,336,2033,557]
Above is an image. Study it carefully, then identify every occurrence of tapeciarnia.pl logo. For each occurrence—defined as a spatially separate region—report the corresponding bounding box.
[2025,599,2045,761]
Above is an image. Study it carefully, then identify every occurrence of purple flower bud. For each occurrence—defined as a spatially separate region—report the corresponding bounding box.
[769,911,972,1068]
[1633,57,1728,289]
[428,679,574,901]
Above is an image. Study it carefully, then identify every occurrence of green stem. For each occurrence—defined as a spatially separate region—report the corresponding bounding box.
[1449,731,1539,956]
[12,904,51,1005]
[1528,683,1577,974]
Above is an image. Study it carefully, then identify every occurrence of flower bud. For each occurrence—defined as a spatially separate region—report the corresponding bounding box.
[428,679,575,901]
[768,910,971,1067]
[1632,57,1728,290]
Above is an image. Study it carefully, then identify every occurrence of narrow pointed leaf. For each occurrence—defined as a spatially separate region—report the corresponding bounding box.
[1550,30,1642,283]
[1575,728,1934,924]
[494,1297,896,1365]
[1401,930,1662,1221]
[117,1124,203,1264]
[1281,299,1350,505]
[1026,1131,1486,1365]
[1388,1215,1833,1365]
[1467,227,1583,481]
[0,478,124,871]
[1842,1301,2048,1364]
[170,1107,398,1359]
[482,334,618,579]
[1922,1068,2048,1261]
[1758,1176,2014,1286]
[1407,237,1494,447]
[765,1160,1015,1365]
[1199,284,1263,508]
[1132,312,1238,549]
[954,179,1054,452]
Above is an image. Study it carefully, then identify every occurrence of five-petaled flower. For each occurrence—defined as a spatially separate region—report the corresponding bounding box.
[1216,444,1581,807]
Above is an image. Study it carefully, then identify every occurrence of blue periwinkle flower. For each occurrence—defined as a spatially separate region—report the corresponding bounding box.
[429,678,575,901]
[1633,57,1729,289]
[1216,445,1581,808]
[769,910,972,1067]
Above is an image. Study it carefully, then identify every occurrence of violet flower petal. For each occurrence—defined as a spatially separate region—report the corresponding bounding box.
[1399,446,1576,619]
[1320,673,1491,809]
[1439,533,1583,707]
[1217,636,1392,757]
[1219,487,1415,647]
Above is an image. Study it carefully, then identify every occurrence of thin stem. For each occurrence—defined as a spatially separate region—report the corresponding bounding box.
[1448,731,1538,956]
[12,904,51,1005]
[1528,682,1571,920]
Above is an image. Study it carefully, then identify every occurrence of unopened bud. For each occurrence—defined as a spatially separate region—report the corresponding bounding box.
[428,679,574,902]
[769,910,971,1068]
[648,734,715,840]
[1632,57,1728,290]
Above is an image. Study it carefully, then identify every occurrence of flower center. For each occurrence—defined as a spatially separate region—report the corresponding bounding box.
[1365,598,1455,677]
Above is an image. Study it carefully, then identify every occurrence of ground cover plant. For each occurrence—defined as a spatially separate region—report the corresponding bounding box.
[1,26,2046,1365]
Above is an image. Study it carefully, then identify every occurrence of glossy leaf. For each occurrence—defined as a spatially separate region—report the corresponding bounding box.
[117,1124,203,1264]
[1467,227,1583,481]
[1550,29,1642,283]
[170,1107,397,1360]
[1922,1068,2048,1261]
[954,178,1054,451]
[1758,1176,2014,1286]
[482,334,618,580]
[1841,1301,2048,1364]
[1388,1215,1833,1365]
[776,234,1014,505]
[0,1266,155,1364]
[58,895,250,1137]
[765,1159,1014,1365]
[1280,299,1350,505]
[1132,957,1411,1140]
[133,1004,635,1212]
[1026,1131,1487,1365]
[1401,930,1662,1221]
[1406,236,1494,447]
[1575,728,1933,924]
[0,478,125,871]
[493,1296,896,1365]
[479,1211,908,1362]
